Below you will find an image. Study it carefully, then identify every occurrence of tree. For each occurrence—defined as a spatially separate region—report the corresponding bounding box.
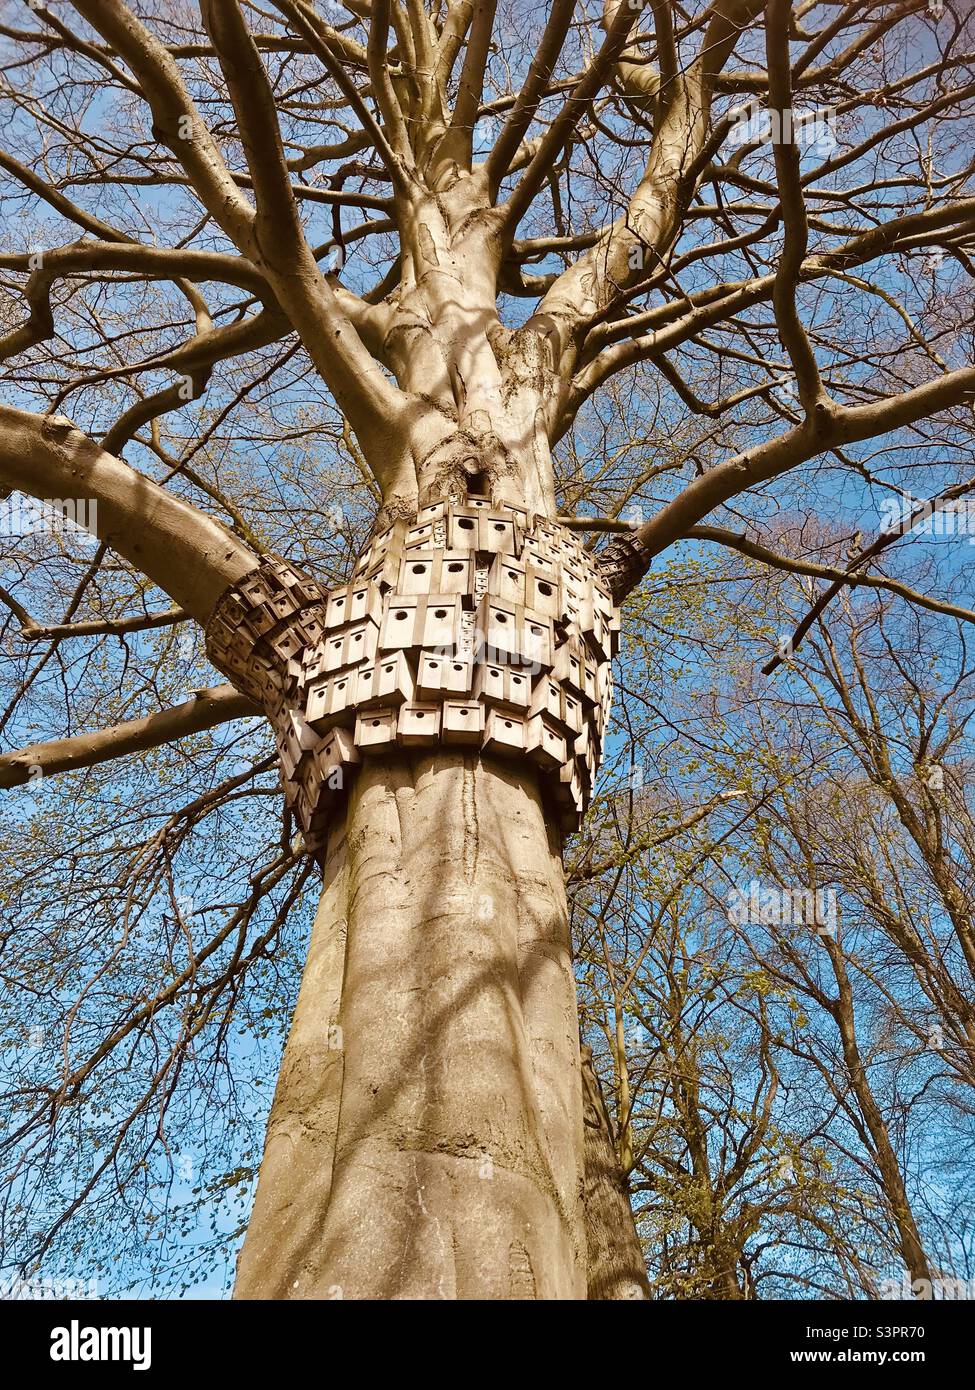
[592,550,975,1297]
[1,0,974,1299]
[725,593,975,1291]
[568,547,975,1298]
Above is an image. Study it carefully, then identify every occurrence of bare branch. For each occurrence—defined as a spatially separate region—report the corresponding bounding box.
[501,1,638,234]
[484,0,577,197]
[760,479,975,674]
[0,685,258,789]
[764,0,826,413]
[19,607,189,643]
[688,524,975,630]
[0,406,257,620]
[603,364,975,600]
[67,0,257,246]
[447,0,498,169]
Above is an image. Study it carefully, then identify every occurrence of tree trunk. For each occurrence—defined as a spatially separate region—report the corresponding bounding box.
[827,941,933,1292]
[580,1045,652,1300]
[234,749,587,1299]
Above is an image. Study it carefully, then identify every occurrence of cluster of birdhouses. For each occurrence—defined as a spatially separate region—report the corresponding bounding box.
[204,557,330,708]
[596,527,652,602]
[205,499,621,853]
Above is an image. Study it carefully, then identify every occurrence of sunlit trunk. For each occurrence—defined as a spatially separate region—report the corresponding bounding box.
[234,750,587,1299]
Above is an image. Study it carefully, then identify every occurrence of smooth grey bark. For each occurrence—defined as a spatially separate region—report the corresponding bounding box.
[581,1044,652,1300]
[235,750,587,1299]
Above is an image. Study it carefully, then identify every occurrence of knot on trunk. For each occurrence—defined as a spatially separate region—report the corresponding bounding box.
[416,427,515,508]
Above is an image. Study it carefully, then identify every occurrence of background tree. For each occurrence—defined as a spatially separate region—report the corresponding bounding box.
[576,548,975,1298]
[0,0,974,1299]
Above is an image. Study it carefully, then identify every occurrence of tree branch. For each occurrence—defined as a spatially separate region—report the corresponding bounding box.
[688,524,975,631]
[67,0,257,247]
[501,1,638,235]
[447,0,498,169]
[484,0,576,197]
[764,0,826,413]
[759,479,975,674]
[0,685,259,789]
[19,607,189,643]
[0,406,257,621]
[603,364,975,600]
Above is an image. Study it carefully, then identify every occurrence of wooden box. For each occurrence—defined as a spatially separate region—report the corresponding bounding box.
[341,617,379,668]
[316,725,360,789]
[524,565,562,620]
[325,670,356,726]
[489,554,526,605]
[240,572,274,606]
[529,675,563,723]
[478,512,519,555]
[347,582,383,626]
[297,611,325,646]
[416,652,445,700]
[304,676,330,730]
[438,551,475,597]
[373,651,415,705]
[416,652,472,701]
[482,709,526,757]
[326,582,379,630]
[266,625,305,663]
[420,594,463,652]
[446,505,481,551]
[301,639,329,683]
[379,595,422,651]
[442,700,484,745]
[417,501,446,525]
[354,664,377,706]
[321,631,348,674]
[397,702,441,747]
[268,589,301,622]
[554,638,586,697]
[406,518,439,551]
[359,552,402,591]
[275,708,319,780]
[561,688,584,735]
[522,610,554,670]
[580,655,599,709]
[472,660,508,705]
[400,551,438,595]
[475,597,553,670]
[355,707,398,753]
[526,713,568,771]
[477,596,520,663]
[504,667,531,710]
[520,539,558,575]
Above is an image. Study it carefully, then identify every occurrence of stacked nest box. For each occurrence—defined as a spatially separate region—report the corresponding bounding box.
[205,499,620,853]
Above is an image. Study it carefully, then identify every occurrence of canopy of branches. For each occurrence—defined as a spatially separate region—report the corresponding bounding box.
[0,0,972,1297]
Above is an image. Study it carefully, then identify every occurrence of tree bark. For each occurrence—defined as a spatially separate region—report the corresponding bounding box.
[826,939,932,1291]
[580,1044,652,1300]
[234,750,586,1299]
